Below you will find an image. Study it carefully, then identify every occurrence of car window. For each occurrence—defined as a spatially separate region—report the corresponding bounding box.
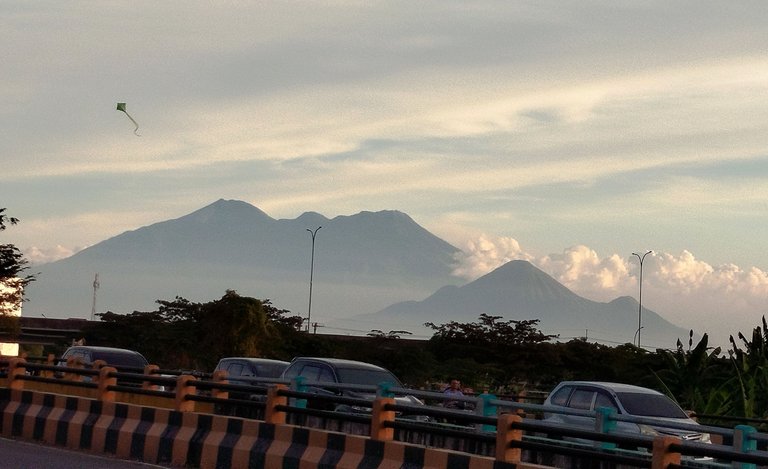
[227,363,245,377]
[335,368,400,386]
[594,390,619,412]
[569,389,595,410]
[299,364,335,382]
[616,392,688,418]
[92,351,148,368]
[253,363,287,378]
[64,350,87,362]
[548,386,573,406]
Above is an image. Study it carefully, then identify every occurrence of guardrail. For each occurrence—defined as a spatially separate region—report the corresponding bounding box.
[3,356,768,468]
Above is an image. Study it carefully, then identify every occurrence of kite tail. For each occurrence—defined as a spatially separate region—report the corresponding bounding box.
[124,112,141,136]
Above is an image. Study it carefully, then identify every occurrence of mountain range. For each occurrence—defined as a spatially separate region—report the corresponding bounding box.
[24,199,691,348]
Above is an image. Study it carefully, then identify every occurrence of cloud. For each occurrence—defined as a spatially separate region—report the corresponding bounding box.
[25,245,85,265]
[451,235,768,348]
[452,235,534,279]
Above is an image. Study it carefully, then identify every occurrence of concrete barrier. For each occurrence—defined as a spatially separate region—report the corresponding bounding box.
[1,388,543,468]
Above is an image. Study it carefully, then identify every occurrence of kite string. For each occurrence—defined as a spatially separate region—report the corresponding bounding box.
[123,111,141,136]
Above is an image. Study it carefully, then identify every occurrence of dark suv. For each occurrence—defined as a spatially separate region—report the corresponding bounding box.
[281,357,427,418]
[61,345,149,370]
[212,357,290,418]
[59,346,150,386]
[214,357,289,384]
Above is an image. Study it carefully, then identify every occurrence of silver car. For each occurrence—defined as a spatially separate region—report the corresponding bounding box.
[542,381,710,443]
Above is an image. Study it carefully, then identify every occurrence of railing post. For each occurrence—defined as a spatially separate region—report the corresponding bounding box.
[516,390,527,417]
[291,376,307,409]
[265,384,288,424]
[475,392,497,432]
[496,413,523,463]
[371,396,395,441]
[733,425,757,469]
[377,381,394,398]
[210,370,228,399]
[651,435,682,469]
[8,357,26,390]
[42,353,56,378]
[142,364,160,390]
[595,406,617,449]
[174,374,197,412]
[65,357,83,382]
[96,366,118,402]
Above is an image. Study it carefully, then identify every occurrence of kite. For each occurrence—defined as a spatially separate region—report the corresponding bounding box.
[116,102,140,136]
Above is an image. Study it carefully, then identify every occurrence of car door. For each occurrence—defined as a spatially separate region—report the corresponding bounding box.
[291,362,337,409]
[562,387,597,430]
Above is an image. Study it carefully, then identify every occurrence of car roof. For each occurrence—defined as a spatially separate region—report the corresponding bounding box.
[289,357,388,371]
[65,345,144,355]
[63,346,148,366]
[554,381,663,395]
[219,357,289,364]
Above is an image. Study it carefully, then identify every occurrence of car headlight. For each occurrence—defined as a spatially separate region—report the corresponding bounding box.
[638,424,660,436]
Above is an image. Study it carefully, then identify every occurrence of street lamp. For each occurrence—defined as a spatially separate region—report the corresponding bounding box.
[631,250,652,348]
[306,226,322,332]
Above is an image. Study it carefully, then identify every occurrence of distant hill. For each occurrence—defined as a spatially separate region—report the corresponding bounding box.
[26,199,691,349]
[349,260,691,349]
[25,199,462,321]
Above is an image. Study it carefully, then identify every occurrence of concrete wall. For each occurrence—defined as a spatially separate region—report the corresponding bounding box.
[0,388,552,469]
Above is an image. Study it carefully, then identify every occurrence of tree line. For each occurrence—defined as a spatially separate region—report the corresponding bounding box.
[69,290,768,425]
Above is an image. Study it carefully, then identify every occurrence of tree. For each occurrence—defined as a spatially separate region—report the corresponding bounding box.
[727,317,768,419]
[84,291,304,370]
[652,331,729,414]
[426,314,557,347]
[0,209,35,338]
[367,329,412,339]
[425,314,559,389]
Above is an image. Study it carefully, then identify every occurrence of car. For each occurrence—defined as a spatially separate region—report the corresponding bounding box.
[61,345,149,370]
[542,381,710,444]
[213,357,289,394]
[59,345,151,386]
[281,357,428,420]
[212,357,290,417]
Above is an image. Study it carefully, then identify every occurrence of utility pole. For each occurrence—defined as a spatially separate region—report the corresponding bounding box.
[631,251,652,348]
[306,227,321,332]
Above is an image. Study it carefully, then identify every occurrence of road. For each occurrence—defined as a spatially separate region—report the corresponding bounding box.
[0,437,169,469]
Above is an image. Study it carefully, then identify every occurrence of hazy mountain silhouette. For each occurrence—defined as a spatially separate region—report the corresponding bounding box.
[26,199,691,348]
[25,199,461,320]
[354,260,691,349]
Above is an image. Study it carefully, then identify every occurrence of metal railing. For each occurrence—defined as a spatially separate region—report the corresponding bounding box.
[3,355,768,468]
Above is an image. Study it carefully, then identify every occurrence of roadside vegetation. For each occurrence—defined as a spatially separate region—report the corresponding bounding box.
[59,290,768,425]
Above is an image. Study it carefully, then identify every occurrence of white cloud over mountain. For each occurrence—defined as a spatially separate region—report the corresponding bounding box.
[452,235,768,347]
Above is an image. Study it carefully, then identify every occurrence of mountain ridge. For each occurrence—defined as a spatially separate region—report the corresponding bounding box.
[26,199,691,348]
[354,259,690,348]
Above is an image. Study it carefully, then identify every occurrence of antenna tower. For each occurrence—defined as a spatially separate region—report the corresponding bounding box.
[91,273,100,321]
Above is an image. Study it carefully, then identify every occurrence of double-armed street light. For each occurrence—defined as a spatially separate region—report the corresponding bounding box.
[306,226,322,333]
[631,250,652,348]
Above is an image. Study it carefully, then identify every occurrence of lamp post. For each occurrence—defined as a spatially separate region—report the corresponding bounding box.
[306,226,321,332]
[631,250,652,348]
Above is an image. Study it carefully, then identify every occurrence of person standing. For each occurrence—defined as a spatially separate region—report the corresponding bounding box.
[443,379,465,409]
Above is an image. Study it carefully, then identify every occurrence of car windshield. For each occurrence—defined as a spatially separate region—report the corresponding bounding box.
[617,392,688,418]
[92,351,148,368]
[336,367,401,387]
[254,363,287,378]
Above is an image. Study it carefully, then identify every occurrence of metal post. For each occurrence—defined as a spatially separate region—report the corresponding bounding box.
[306,226,321,332]
[631,250,652,348]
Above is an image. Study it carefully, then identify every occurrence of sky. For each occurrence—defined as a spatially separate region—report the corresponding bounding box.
[3,2,768,349]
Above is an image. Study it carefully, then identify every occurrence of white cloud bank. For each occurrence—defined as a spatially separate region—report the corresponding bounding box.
[453,236,768,348]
